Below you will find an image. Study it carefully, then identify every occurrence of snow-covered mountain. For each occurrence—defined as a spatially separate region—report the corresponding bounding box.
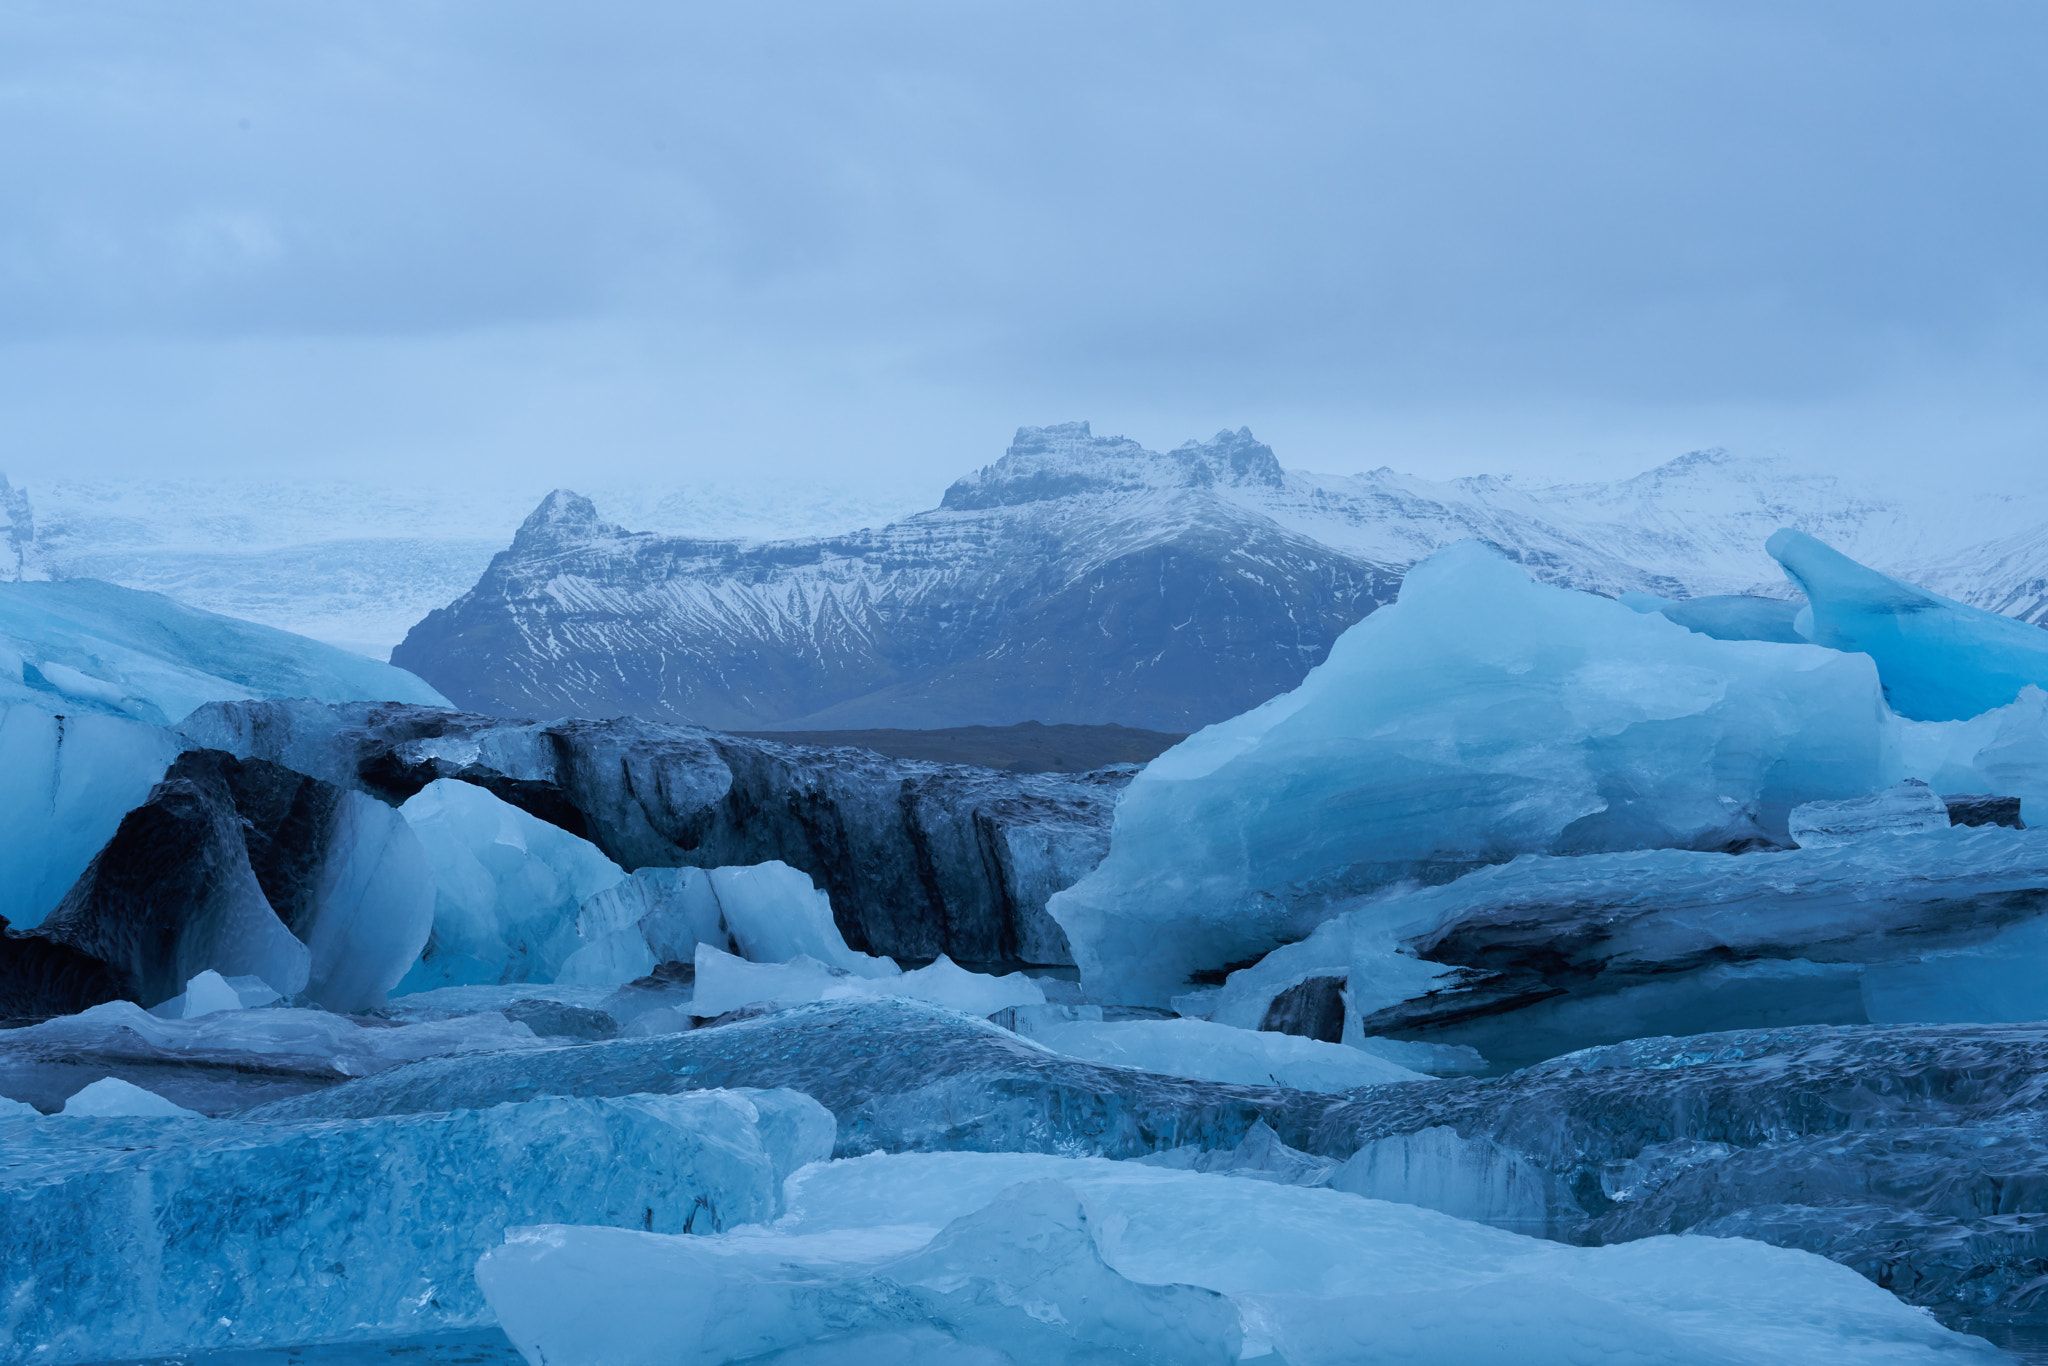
[392,422,2048,731]
[0,473,931,658]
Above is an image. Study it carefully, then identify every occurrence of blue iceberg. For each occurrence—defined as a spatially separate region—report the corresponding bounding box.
[1770,527,2048,722]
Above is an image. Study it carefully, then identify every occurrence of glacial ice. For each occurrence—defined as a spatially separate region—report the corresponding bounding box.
[297,789,437,1010]
[1771,527,2048,722]
[0,999,556,1114]
[1,1088,833,1364]
[1226,824,2048,1068]
[59,1075,202,1118]
[171,968,246,1017]
[1019,1016,1427,1092]
[688,945,1045,1019]
[0,702,182,928]
[1621,589,1809,644]
[480,1151,2004,1366]
[558,867,721,985]
[707,861,894,975]
[1053,537,2048,1005]
[395,779,626,991]
[0,577,448,727]
[1788,778,1953,847]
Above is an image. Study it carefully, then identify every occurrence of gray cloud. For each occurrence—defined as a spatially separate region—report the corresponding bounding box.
[2,0,2045,489]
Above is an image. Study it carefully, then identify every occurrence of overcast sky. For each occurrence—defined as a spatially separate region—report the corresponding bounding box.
[4,1,2046,495]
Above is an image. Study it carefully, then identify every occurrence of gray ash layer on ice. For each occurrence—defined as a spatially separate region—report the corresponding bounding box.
[246,998,2048,1330]
[391,427,1400,732]
[183,697,1123,965]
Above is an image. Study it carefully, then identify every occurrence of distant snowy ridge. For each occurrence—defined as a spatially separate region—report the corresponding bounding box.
[390,422,2048,732]
[0,472,932,658]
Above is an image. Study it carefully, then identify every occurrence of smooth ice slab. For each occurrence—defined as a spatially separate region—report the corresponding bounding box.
[1771,527,2048,721]
[1,1088,832,1365]
[1020,1016,1426,1092]
[0,1000,557,1114]
[480,1151,2004,1366]
[1050,539,1910,1005]
[688,945,1045,1019]
[396,779,626,990]
[0,576,449,728]
[1789,778,1952,847]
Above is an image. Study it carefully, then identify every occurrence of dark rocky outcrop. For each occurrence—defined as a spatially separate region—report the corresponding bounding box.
[1260,975,1346,1043]
[36,752,295,1008]
[736,720,1184,774]
[0,924,126,1025]
[390,426,1398,732]
[1946,792,2028,829]
[185,699,1127,965]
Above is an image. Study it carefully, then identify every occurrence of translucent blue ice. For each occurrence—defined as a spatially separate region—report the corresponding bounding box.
[1049,539,1918,1005]
[0,577,448,729]
[1,1088,832,1364]
[394,780,626,991]
[1018,1015,1426,1092]
[1770,527,2048,722]
[479,1151,2005,1365]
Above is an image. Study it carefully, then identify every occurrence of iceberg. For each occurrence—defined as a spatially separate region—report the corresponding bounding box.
[0,576,448,728]
[479,1151,2004,1366]
[1788,778,1955,847]
[1218,825,2048,1070]
[688,945,1045,1019]
[396,779,626,991]
[1,1088,832,1365]
[0,998,555,1115]
[1050,539,1915,1005]
[59,1075,202,1118]
[0,702,182,930]
[1771,527,2048,722]
[1621,589,1808,645]
[1018,1015,1427,1092]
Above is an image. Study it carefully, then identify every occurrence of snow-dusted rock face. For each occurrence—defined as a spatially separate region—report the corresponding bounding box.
[393,426,1397,732]
[389,425,2048,730]
[183,698,1126,965]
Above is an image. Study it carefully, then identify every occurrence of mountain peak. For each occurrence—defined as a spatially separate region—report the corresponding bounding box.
[941,423,1283,510]
[511,489,615,551]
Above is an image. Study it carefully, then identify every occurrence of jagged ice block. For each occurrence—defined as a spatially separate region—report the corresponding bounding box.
[0,1088,831,1364]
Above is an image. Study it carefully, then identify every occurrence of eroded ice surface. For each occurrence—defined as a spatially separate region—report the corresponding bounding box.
[395,779,626,990]
[1,1088,831,1365]
[59,1075,200,1118]
[1788,779,1954,847]
[0,1000,556,1114]
[688,945,1045,1019]
[1048,540,1918,1005]
[1020,1016,1426,1093]
[480,1151,2005,1366]
[1771,527,2048,722]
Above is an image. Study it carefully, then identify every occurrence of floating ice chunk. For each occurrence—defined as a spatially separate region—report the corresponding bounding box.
[0,703,182,929]
[688,946,1045,1019]
[482,1151,2004,1366]
[396,779,626,990]
[297,790,436,1011]
[0,1094,36,1119]
[149,973,282,1018]
[1050,539,1902,1005]
[61,1076,201,1118]
[0,576,448,729]
[480,1179,1241,1366]
[558,866,732,987]
[1622,590,1808,644]
[1135,1119,1340,1186]
[709,861,892,977]
[1022,1016,1426,1092]
[2,1088,832,1364]
[3,999,557,1113]
[1771,527,2048,722]
[177,969,244,1018]
[1789,778,1953,848]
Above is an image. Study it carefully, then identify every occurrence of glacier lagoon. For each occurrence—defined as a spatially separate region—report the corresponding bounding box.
[5,534,2048,1363]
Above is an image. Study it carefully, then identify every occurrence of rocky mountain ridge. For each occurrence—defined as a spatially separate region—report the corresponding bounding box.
[392,422,2048,730]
